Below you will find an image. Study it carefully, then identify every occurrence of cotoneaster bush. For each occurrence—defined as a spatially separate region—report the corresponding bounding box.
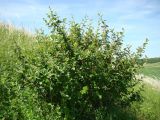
[0,9,148,120]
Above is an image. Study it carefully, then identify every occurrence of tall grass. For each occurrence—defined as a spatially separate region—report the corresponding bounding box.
[132,84,160,120]
[0,23,33,58]
[0,23,41,119]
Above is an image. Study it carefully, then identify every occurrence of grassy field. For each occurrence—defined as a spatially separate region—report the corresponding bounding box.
[141,62,160,79]
[136,62,160,119]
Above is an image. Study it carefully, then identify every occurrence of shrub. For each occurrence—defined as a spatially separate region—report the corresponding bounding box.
[0,9,147,120]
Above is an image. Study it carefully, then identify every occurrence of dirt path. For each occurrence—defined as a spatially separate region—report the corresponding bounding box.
[137,74,160,90]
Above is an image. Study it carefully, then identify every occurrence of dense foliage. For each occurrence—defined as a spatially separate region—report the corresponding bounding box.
[0,9,148,120]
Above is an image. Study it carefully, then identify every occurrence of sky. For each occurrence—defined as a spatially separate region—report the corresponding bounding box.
[0,0,160,57]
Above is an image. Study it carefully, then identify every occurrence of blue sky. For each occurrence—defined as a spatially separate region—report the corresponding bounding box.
[0,0,160,57]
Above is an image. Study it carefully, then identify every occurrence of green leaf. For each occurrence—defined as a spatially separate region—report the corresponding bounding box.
[80,86,88,95]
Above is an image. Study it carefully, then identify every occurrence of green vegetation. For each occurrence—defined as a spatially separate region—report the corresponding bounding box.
[133,84,160,120]
[138,61,160,119]
[146,57,160,63]
[1,9,160,120]
[141,62,160,79]
[142,85,160,119]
